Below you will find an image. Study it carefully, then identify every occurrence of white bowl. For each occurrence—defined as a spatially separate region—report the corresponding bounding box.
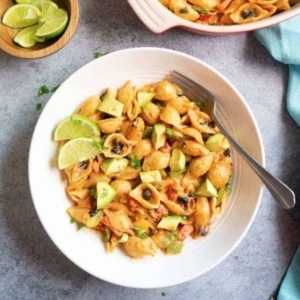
[28,47,264,288]
[127,0,300,35]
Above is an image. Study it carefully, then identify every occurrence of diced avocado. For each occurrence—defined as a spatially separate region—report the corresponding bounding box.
[100,158,129,175]
[151,123,166,150]
[205,133,229,152]
[140,170,162,183]
[169,149,186,172]
[96,182,117,209]
[216,186,226,205]
[138,92,155,107]
[118,233,129,243]
[97,95,124,117]
[143,126,153,138]
[157,216,181,231]
[195,178,218,197]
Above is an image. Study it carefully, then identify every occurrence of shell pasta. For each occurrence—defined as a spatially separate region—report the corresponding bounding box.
[54,79,233,259]
[160,0,299,25]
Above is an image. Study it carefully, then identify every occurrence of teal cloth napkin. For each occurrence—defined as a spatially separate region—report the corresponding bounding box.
[255,16,300,300]
[254,16,300,127]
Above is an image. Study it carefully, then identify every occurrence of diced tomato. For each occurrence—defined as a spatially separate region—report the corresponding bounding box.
[92,160,100,173]
[129,197,141,207]
[178,225,194,242]
[159,142,172,153]
[167,184,177,202]
[196,14,213,24]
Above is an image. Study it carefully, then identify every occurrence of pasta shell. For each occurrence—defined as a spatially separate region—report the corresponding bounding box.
[176,127,204,144]
[216,0,233,12]
[129,183,161,209]
[141,102,160,125]
[64,159,93,184]
[188,109,217,134]
[103,206,134,235]
[193,196,212,236]
[188,153,215,177]
[117,81,134,104]
[109,165,141,180]
[154,80,177,101]
[67,188,91,203]
[249,0,277,5]
[230,3,269,24]
[67,206,90,225]
[180,140,210,156]
[161,197,196,216]
[97,117,126,134]
[169,96,195,115]
[189,0,220,9]
[168,0,200,21]
[160,104,182,128]
[125,117,145,142]
[224,0,247,13]
[142,151,171,171]
[77,94,101,117]
[103,133,137,158]
[129,139,154,160]
[124,236,158,258]
[110,180,132,201]
[206,156,232,188]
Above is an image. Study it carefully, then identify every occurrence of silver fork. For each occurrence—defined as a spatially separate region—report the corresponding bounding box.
[168,70,295,210]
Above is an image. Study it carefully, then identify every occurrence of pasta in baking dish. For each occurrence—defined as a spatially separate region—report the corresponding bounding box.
[55,79,233,258]
[160,0,299,25]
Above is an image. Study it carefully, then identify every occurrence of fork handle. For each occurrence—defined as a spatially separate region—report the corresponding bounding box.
[215,119,296,210]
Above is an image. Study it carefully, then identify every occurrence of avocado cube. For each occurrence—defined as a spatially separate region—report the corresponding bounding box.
[195,179,218,197]
[205,133,229,152]
[137,92,155,108]
[151,123,166,150]
[157,216,181,231]
[100,158,129,175]
[140,170,162,183]
[96,182,117,209]
[97,95,124,117]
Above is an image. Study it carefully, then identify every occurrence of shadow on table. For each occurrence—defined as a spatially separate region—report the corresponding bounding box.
[243,33,300,298]
[0,117,93,291]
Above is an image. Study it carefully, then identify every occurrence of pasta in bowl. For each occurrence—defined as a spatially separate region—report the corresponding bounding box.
[54,79,233,259]
[28,48,264,287]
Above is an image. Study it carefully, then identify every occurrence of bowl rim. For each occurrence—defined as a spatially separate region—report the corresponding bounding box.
[28,47,265,288]
[127,0,300,34]
[0,0,79,59]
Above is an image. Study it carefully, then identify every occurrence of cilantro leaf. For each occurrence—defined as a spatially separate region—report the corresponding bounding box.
[36,103,42,111]
[92,140,108,151]
[77,223,84,231]
[131,155,141,169]
[94,52,106,59]
[165,128,173,136]
[90,188,97,199]
[70,218,75,224]
[225,182,232,196]
[133,227,148,239]
[161,292,166,297]
[38,85,50,96]
[51,85,60,93]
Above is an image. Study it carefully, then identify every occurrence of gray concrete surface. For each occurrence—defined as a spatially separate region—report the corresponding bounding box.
[1,1,300,299]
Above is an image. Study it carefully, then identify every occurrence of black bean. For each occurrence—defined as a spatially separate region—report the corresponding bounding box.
[89,209,98,217]
[224,148,231,157]
[179,7,189,13]
[177,195,189,204]
[199,225,209,236]
[242,10,254,19]
[111,145,123,154]
[149,227,156,236]
[78,160,88,169]
[208,121,215,128]
[142,188,152,201]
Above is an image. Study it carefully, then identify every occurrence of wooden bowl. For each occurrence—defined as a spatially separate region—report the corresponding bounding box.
[0,0,79,59]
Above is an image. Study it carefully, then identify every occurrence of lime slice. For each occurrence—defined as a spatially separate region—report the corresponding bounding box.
[13,24,41,48]
[39,1,59,22]
[15,0,43,12]
[35,8,68,39]
[2,4,41,28]
[53,115,100,141]
[58,137,101,170]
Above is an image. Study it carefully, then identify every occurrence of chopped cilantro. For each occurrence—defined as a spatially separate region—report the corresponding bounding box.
[70,218,75,224]
[225,182,232,196]
[92,140,108,150]
[36,103,42,111]
[51,85,60,93]
[165,128,173,136]
[133,227,148,239]
[90,188,97,199]
[131,36,136,42]
[198,98,205,109]
[161,292,166,297]
[77,223,84,231]
[38,85,50,96]
[103,227,111,242]
[162,231,178,244]
[94,52,106,59]
[131,155,141,169]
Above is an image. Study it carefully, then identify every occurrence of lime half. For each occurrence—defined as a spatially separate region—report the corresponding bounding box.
[39,1,59,22]
[13,24,41,48]
[35,8,68,39]
[58,137,101,170]
[53,115,100,141]
[2,4,41,28]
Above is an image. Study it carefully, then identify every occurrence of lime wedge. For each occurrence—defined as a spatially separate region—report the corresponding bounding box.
[53,115,100,141]
[39,1,59,22]
[2,4,41,28]
[58,137,101,170]
[35,8,68,39]
[13,24,41,48]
